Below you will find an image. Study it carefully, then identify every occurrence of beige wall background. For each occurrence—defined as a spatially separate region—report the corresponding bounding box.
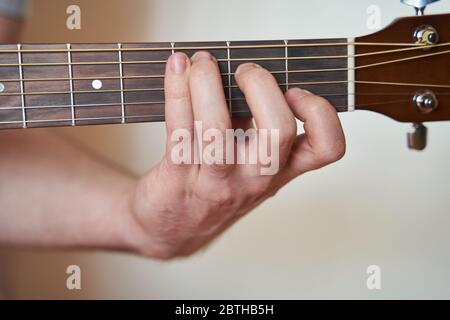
[1,0,450,299]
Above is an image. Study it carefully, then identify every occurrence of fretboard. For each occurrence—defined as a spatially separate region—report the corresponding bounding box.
[0,39,350,129]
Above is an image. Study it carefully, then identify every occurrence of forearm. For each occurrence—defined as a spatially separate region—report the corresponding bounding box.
[0,129,138,251]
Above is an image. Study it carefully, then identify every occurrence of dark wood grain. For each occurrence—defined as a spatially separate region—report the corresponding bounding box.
[0,44,23,128]
[122,42,169,124]
[288,38,347,108]
[23,44,72,127]
[0,38,349,129]
[72,43,122,126]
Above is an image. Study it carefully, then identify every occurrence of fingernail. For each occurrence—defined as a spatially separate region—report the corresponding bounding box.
[170,52,187,74]
[290,87,312,95]
[191,51,213,63]
[235,63,260,75]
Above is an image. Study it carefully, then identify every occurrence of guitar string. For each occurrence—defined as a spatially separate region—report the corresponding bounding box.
[2,92,450,112]
[0,42,448,68]
[0,98,412,126]
[0,79,449,98]
[0,41,439,54]
[0,93,349,110]
[0,49,449,97]
[0,42,448,83]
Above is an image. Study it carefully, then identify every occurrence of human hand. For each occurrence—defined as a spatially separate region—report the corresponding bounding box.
[123,51,345,259]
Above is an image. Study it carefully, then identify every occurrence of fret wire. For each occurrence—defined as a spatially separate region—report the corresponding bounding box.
[171,42,175,54]
[118,43,125,124]
[66,43,76,126]
[226,41,232,113]
[347,37,356,112]
[17,44,26,128]
[0,41,434,55]
[284,40,289,91]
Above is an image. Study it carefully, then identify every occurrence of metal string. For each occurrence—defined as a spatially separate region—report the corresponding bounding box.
[0,79,448,98]
[0,42,448,68]
[0,99,410,126]
[2,92,449,112]
[0,41,438,54]
[0,49,448,97]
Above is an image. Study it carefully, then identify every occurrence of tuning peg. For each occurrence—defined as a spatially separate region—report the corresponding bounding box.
[402,1,437,150]
[407,123,428,150]
[401,0,440,15]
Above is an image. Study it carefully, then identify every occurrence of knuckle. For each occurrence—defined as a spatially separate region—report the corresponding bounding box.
[305,95,336,113]
[199,184,236,208]
[332,140,347,161]
[287,89,338,117]
[206,163,232,178]
[317,140,346,165]
[165,88,189,102]
[202,121,229,134]
[163,149,185,168]
[285,87,304,101]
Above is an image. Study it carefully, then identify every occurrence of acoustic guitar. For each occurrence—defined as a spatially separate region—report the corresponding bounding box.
[0,7,448,150]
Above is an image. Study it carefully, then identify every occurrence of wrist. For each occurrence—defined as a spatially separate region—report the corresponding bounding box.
[117,172,187,260]
[112,183,165,259]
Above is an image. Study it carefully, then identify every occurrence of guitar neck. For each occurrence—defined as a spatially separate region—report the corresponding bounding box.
[0,38,353,129]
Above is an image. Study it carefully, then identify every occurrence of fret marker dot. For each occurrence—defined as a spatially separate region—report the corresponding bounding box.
[92,80,102,90]
[0,83,4,93]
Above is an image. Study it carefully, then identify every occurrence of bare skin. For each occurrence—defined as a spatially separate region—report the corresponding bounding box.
[0,18,345,259]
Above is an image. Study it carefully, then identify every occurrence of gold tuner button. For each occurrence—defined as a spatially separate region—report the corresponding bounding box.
[414,25,439,46]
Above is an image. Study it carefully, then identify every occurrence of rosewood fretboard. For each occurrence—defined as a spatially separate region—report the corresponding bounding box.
[0,39,349,129]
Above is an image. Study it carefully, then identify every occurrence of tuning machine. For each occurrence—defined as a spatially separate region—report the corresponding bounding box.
[407,90,438,150]
[407,123,427,151]
[414,25,439,46]
[400,0,440,15]
[401,0,440,150]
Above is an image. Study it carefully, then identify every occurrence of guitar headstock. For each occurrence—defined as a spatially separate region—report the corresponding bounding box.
[355,13,450,124]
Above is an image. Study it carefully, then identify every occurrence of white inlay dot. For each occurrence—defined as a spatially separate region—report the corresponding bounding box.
[92,79,102,90]
[0,83,4,93]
